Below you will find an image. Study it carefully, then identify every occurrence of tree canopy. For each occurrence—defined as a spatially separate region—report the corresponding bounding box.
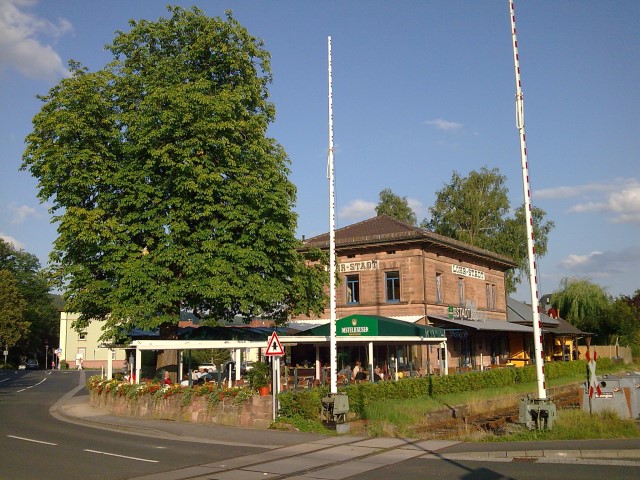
[375,188,417,225]
[552,278,640,351]
[21,6,328,344]
[421,167,554,293]
[0,239,58,362]
[0,270,28,350]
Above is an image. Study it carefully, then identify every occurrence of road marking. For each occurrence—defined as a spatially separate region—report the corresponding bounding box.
[7,435,57,446]
[16,377,47,392]
[84,449,159,463]
[0,378,10,383]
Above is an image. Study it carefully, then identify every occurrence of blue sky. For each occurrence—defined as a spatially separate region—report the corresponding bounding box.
[1,0,638,302]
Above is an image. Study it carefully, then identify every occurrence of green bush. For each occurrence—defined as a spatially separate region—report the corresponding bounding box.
[278,387,329,419]
[277,358,617,421]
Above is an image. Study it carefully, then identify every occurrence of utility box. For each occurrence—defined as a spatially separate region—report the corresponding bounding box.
[321,393,350,424]
[519,396,556,430]
[581,373,640,419]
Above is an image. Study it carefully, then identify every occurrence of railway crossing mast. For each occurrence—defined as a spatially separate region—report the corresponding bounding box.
[509,0,548,401]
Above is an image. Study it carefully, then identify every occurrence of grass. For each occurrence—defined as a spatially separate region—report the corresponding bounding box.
[275,362,640,441]
[482,409,640,442]
[357,363,640,441]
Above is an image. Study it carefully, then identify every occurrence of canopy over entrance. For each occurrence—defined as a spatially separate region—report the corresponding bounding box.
[301,314,445,339]
[124,314,446,384]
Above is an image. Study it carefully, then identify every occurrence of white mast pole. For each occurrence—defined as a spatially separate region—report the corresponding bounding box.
[327,36,338,394]
[509,0,547,400]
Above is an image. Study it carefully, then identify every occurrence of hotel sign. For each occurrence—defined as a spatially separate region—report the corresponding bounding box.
[452,265,485,280]
[339,260,379,273]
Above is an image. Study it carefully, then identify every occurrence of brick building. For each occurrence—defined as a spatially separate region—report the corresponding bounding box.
[293,215,533,374]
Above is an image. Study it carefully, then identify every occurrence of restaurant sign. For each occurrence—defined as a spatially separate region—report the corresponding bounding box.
[337,316,378,336]
[448,305,485,321]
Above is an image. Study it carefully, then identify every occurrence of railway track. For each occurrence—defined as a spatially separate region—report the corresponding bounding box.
[418,385,581,439]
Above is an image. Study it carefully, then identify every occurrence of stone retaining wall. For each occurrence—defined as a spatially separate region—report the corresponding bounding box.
[89,391,273,429]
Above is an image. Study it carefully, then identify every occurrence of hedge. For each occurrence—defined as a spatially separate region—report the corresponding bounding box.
[277,358,612,420]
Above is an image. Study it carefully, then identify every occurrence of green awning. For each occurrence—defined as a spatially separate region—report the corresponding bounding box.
[301,314,445,338]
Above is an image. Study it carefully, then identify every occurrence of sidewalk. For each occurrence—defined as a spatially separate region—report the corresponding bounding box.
[51,382,640,466]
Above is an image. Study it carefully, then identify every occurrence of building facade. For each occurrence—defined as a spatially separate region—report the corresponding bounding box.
[59,311,127,370]
[293,215,525,374]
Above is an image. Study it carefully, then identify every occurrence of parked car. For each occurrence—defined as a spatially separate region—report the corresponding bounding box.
[25,359,39,369]
[222,361,253,377]
[197,363,218,372]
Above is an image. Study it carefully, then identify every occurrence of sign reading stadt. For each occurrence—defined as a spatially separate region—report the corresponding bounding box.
[452,265,485,280]
[338,260,379,273]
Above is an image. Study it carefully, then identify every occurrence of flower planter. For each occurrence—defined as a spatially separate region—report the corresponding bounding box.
[258,386,270,396]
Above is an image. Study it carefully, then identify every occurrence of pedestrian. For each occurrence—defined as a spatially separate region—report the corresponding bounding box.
[163,370,171,385]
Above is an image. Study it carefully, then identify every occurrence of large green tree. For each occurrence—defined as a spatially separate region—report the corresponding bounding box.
[422,167,554,293]
[0,270,29,352]
[21,7,328,358]
[0,239,58,363]
[375,188,417,225]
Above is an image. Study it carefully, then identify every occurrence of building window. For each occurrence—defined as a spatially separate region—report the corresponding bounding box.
[486,283,491,310]
[346,274,360,304]
[386,271,401,303]
[436,273,443,304]
[457,278,464,306]
[492,284,497,310]
[79,332,87,341]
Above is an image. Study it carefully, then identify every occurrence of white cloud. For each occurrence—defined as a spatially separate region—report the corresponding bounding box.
[0,0,72,81]
[536,178,640,225]
[535,182,616,200]
[10,204,38,223]
[339,199,376,221]
[0,232,25,250]
[569,182,640,224]
[559,246,640,276]
[425,118,463,132]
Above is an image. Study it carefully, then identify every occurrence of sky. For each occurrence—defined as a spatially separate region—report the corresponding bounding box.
[1,0,639,302]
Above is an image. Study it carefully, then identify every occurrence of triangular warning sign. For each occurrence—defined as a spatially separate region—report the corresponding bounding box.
[265,331,285,356]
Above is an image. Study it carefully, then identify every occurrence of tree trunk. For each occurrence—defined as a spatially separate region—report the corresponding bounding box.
[157,321,179,382]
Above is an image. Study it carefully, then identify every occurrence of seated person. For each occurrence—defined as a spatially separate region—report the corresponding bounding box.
[372,366,384,382]
[352,361,366,382]
[198,367,212,382]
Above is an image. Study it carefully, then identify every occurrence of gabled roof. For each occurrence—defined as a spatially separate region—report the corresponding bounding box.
[507,297,588,336]
[507,297,559,327]
[552,317,587,336]
[301,215,517,269]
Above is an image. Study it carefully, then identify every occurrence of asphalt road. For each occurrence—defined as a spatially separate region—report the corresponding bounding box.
[1,369,639,480]
[0,369,264,479]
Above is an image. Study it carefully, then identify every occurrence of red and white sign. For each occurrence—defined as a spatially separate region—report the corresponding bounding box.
[265,332,285,356]
[586,350,602,398]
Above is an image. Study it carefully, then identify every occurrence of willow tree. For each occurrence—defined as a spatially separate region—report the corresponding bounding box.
[21,7,327,368]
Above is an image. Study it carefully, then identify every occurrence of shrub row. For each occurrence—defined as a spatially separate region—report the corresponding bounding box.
[277,358,612,420]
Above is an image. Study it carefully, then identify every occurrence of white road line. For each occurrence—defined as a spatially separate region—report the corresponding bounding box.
[16,377,47,393]
[0,378,10,383]
[7,435,57,446]
[84,449,159,463]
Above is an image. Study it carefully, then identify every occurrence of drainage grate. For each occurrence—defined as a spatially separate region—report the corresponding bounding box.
[511,457,538,463]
